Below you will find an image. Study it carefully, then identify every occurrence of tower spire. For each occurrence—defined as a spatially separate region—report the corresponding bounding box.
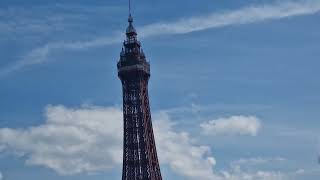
[128,0,134,27]
[126,0,136,36]
[129,0,131,15]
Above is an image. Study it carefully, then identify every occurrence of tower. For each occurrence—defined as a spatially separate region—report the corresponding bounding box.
[117,14,163,180]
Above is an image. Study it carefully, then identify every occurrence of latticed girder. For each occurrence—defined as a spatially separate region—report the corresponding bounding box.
[118,12,162,180]
[121,78,162,180]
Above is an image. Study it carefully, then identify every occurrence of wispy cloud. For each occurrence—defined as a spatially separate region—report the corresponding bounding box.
[140,0,320,36]
[0,36,122,77]
[0,5,123,35]
[1,0,320,77]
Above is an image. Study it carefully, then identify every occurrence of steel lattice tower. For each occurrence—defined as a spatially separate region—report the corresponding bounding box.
[117,14,162,180]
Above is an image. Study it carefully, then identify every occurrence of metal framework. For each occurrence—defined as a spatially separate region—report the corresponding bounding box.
[117,15,162,180]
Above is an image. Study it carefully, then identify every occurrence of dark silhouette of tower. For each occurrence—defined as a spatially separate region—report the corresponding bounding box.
[117,14,162,180]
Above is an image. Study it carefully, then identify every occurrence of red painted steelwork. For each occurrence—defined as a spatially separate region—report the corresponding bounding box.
[117,15,162,180]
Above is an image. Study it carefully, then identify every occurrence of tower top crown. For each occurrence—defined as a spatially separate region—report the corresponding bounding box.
[128,13,133,23]
[117,0,150,79]
[126,14,137,35]
[126,0,136,35]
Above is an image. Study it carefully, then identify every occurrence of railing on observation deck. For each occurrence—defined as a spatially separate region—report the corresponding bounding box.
[124,38,141,46]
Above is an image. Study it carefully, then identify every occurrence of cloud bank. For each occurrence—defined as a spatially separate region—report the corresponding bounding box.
[200,116,261,136]
[0,105,217,179]
[0,105,286,180]
[1,0,320,76]
[0,106,123,175]
[153,113,219,180]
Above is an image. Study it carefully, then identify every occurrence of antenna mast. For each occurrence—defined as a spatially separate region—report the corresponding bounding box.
[129,0,131,15]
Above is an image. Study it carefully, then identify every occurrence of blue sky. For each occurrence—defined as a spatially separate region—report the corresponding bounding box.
[0,0,320,179]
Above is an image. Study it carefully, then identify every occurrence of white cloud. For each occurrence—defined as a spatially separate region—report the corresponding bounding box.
[0,105,297,180]
[222,167,287,180]
[231,157,286,167]
[1,0,320,76]
[153,113,220,180]
[0,105,123,175]
[200,116,261,136]
[0,36,122,77]
[225,158,290,180]
[0,105,218,179]
[140,0,320,36]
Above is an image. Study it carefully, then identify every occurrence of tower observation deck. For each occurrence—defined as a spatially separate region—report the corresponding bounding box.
[117,14,163,180]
